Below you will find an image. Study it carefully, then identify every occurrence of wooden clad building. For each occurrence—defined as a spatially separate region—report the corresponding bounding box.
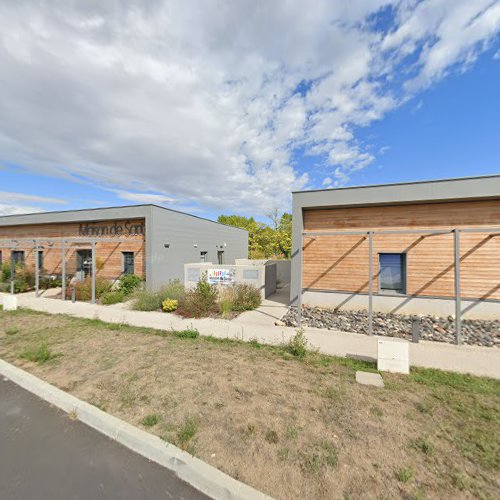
[0,205,248,293]
[291,175,500,319]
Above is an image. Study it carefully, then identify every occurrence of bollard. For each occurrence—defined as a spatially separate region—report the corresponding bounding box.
[71,287,76,303]
[411,317,420,343]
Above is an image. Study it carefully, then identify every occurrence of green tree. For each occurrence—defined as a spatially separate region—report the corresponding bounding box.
[218,212,292,259]
[276,212,292,259]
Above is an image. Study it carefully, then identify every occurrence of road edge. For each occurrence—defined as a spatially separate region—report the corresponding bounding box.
[0,359,272,500]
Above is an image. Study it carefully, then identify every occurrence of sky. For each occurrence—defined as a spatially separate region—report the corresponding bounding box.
[0,0,499,221]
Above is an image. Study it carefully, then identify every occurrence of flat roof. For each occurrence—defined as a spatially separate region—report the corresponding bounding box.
[0,204,247,232]
[292,173,500,194]
[293,174,500,209]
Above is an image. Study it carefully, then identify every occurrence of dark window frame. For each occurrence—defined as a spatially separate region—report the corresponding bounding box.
[11,250,25,266]
[122,251,135,275]
[217,250,224,265]
[378,252,407,295]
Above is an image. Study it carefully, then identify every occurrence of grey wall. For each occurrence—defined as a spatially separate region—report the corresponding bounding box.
[149,206,248,290]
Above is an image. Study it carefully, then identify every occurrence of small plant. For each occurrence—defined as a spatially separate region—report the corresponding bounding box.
[396,466,414,483]
[176,417,198,450]
[162,299,179,312]
[6,326,19,335]
[141,414,160,427]
[20,343,61,364]
[301,441,338,473]
[231,283,261,311]
[219,298,233,316]
[71,277,112,301]
[173,329,199,339]
[265,429,279,444]
[409,437,434,455]
[131,281,185,311]
[178,279,218,318]
[101,290,125,305]
[118,274,142,296]
[285,329,309,359]
[131,289,162,311]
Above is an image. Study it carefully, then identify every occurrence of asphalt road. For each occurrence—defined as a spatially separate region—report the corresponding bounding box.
[0,377,208,500]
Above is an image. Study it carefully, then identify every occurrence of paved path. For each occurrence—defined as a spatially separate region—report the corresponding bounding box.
[0,377,207,500]
[2,291,500,378]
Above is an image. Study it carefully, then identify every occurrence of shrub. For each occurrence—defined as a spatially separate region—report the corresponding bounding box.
[162,299,179,312]
[101,290,126,305]
[217,284,261,314]
[131,280,185,311]
[71,277,112,301]
[231,283,261,311]
[285,329,309,359]
[118,274,142,296]
[157,280,185,302]
[178,279,218,318]
[3,264,36,293]
[0,262,11,282]
[131,289,161,311]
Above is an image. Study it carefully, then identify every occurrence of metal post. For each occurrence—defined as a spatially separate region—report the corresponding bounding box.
[297,235,303,326]
[10,253,14,294]
[61,240,66,301]
[91,241,96,304]
[368,231,373,336]
[454,229,462,344]
[35,240,39,297]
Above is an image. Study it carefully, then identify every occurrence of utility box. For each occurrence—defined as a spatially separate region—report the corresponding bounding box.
[377,338,409,374]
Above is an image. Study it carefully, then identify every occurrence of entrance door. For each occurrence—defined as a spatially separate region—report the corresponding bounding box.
[76,250,92,279]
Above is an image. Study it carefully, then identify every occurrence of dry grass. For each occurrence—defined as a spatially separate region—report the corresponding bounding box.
[0,308,499,500]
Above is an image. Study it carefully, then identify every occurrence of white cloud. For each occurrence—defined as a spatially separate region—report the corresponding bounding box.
[0,191,66,204]
[115,191,176,205]
[0,1,498,214]
[0,203,43,216]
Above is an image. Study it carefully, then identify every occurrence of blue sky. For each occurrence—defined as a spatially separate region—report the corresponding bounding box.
[0,1,499,222]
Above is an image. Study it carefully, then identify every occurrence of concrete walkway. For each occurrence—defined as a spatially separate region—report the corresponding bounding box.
[1,291,499,379]
[0,377,207,500]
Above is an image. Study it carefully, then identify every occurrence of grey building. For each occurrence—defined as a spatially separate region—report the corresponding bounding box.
[0,204,248,291]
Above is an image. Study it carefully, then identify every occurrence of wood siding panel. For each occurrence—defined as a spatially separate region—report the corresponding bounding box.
[303,200,500,301]
[0,219,145,280]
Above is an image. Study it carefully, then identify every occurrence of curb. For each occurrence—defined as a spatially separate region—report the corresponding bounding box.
[0,359,272,500]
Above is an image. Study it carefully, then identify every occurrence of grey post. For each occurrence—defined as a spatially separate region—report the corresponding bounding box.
[297,234,303,326]
[91,240,96,304]
[35,240,39,298]
[10,253,14,294]
[454,229,462,344]
[368,231,373,336]
[61,240,66,301]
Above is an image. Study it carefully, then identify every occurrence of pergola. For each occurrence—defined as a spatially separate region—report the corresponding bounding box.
[0,236,131,303]
[297,226,500,344]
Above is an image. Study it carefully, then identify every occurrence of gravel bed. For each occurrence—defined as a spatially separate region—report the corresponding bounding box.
[281,307,500,347]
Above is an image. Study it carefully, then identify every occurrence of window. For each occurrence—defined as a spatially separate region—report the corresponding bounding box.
[11,251,25,266]
[200,251,208,262]
[217,251,224,265]
[379,253,406,294]
[122,252,135,275]
[37,250,44,270]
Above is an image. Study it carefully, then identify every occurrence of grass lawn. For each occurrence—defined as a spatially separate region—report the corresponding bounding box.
[0,308,499,499]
